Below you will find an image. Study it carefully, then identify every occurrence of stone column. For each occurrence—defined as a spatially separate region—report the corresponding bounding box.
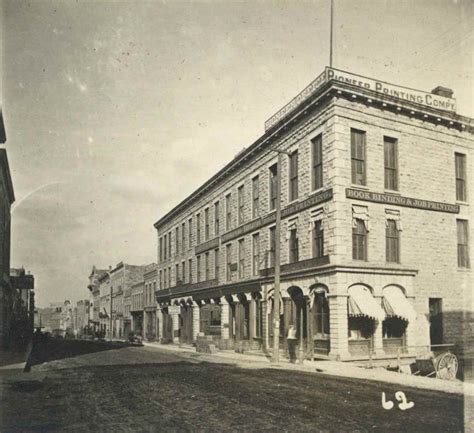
[249,297,256,340]
[220,299,230,340]
[169,304,180,344]
[192,302,201,342]
[373,296,384,355]
[328,294,350,360]
[156,309,163,342]
[143,311,148,341]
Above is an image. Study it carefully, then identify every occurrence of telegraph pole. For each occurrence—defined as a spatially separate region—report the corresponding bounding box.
[271,149,291,363]
[109,272,113,340]
[329,0,334,68]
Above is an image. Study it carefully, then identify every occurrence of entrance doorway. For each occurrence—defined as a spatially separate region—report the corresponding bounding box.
[429,298,443,346]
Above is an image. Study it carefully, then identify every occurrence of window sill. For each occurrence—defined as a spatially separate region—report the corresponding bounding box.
[456,201,469,206]
[309,187,325,197]
[350,184,369,191]
[384,190,400,196]
[457,267,471,272]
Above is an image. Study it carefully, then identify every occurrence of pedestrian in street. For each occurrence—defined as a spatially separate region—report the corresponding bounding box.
[287,325,297,363]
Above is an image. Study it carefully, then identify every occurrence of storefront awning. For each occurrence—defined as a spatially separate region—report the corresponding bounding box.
[382,286,416,322]
[348,286,385,321]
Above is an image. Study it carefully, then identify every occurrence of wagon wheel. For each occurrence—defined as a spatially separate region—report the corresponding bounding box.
[435,352,458,380]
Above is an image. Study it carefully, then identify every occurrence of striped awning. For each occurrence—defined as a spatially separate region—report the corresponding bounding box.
[348,286,385,321]
[382,286,417,322]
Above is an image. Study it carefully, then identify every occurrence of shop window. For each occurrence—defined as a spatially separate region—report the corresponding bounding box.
[313,291,330,338]
[348,316,375,340]
[382,317,407,339]
[255,296,263,338]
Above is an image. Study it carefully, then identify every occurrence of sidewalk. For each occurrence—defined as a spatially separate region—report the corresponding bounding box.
[143,341,474,396]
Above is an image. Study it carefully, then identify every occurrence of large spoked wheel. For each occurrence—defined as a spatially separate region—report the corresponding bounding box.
[435,352,458,381]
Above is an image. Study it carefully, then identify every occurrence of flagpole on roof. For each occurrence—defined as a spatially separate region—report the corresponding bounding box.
[329,0,334,68]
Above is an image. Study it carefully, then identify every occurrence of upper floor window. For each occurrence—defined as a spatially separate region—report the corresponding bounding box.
[168,232,172,258]
[226,243,233,281]
[312,220,324,258]
[289,225,299,263]
[226,193,232,231]
[197,255,201,282]
[457,219,470,268]
[205,252,210,280]
[312,134,323,191]
[188,258,193,283]
[352,219,368,261]
[181,261,185,284]
[188,218,193,247]
[269,164,278,211]
[204,208,210,241]
[252,233,260,276]
[238,185,245,225]
[181,222,186,253]
[238,238,245,278]
[269,226,276,267]
[159,237,163,262]
[289,150,299,201]
[384,137,398,191]
[455,153,467,202]
[196,213,201,244]
[351,129,366,186]
[175,264,180,284]
[386,220,400,263]
[175,226,179,254]
[214,248,220,281]
[163,234,167,260]
[252,175,260,219]
[214,201,220,236]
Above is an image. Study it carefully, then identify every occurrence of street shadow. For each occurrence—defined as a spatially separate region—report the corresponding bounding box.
[24,337,133,371]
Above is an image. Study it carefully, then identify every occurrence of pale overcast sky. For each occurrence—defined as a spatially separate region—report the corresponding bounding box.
[1,0,472,307]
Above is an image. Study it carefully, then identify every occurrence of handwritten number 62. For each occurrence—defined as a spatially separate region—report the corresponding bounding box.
[382,392,414,410]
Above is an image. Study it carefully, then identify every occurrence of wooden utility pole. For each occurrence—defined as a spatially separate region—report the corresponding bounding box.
[330,0,334,68]
[272,151,283,363]
[109,274,113,340]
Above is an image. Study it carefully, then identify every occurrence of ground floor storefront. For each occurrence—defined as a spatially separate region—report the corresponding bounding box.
[155,266,451,363]
[131,312,143,337]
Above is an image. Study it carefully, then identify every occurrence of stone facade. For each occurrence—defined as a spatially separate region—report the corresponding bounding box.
[153,68,472,363]
[0,110,16,347]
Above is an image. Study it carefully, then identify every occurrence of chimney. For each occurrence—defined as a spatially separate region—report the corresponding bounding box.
[431,86,453,99]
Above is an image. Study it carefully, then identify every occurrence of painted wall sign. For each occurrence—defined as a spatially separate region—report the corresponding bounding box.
[346,188,460,213]
[265,67,457,130]
[221,188,333,244]
[327,68,456,113]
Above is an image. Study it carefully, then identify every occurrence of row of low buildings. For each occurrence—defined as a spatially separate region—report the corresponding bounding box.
[87,67,472,368]
[0,109,36,349]
[86,262,159,340]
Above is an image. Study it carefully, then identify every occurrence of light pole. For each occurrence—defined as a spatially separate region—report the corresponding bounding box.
[271,148,291,363]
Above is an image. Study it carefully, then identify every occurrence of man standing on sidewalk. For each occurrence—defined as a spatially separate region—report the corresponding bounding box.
[287,325,297,363]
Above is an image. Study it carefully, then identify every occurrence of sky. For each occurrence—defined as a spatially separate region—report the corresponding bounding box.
[1,0,472,307]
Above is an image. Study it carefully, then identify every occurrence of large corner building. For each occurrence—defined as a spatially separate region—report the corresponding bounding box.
[153,67,473,363]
